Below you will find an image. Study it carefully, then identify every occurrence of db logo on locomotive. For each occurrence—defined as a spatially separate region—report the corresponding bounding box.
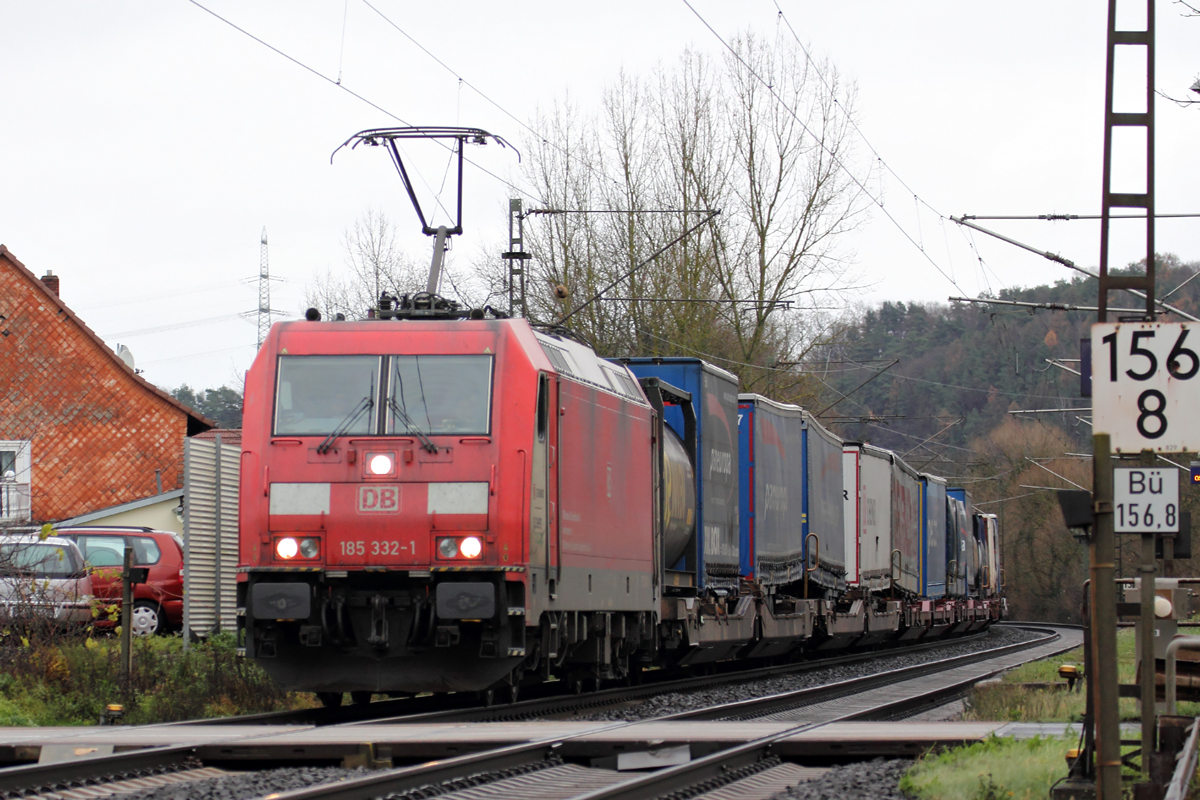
[358,485,400,514]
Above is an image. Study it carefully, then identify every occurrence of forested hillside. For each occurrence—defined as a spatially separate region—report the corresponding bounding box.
[815,255,1200,621]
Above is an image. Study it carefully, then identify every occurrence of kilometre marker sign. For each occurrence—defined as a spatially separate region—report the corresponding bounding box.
[1112,468,1179,534]
[1092,322,1200,452]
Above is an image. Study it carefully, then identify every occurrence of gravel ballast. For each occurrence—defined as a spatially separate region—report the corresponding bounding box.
[771,757,914,800]
[131,766,371,800]
[577,624,1043,721]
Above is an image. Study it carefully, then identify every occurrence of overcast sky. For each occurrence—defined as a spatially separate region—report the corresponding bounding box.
[2,2,1196,393]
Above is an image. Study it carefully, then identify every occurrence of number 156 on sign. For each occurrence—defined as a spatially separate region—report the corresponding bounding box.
[1092,322,1200,452]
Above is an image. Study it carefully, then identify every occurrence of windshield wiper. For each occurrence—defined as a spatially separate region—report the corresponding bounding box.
[387,398,438,453]
[317,377,376,455]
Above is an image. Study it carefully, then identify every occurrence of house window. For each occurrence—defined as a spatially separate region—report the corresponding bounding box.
[0,441,31,523]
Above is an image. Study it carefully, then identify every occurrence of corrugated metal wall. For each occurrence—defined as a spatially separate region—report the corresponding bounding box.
[183,437,239,636]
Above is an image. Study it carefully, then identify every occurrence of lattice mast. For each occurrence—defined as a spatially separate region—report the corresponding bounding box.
[257,227,271,347]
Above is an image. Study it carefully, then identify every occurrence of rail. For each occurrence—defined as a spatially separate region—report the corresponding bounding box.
[1165,717,1200,800]
[0,625,1065,798]
[251,625,1075,800]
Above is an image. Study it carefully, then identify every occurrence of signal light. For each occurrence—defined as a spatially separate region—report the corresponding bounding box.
[1190,461,1200,484]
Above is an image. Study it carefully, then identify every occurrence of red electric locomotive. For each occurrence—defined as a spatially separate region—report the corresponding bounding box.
[237,299,671,703]
[237,125,1002,706]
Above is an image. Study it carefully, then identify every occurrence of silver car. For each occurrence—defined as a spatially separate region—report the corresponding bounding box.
[0,536,94,625]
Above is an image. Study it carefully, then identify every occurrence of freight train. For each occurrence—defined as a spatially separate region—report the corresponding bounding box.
[236,298,1003,705]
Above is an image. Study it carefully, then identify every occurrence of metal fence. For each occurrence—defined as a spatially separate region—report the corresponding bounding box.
[182,436,239,638]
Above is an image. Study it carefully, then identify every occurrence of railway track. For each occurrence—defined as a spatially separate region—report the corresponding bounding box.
[355,624,1050,725]
[0,624,1078,800]
[160,624,1020,730]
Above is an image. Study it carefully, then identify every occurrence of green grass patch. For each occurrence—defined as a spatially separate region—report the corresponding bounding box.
[0,632,315,725]
[962,627,1200,723]
[901,734,1076,800]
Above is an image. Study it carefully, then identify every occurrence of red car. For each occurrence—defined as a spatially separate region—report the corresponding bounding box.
[55,527,184,636]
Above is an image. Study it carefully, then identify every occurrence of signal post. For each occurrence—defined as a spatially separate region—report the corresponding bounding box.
[1088,0,1159,795]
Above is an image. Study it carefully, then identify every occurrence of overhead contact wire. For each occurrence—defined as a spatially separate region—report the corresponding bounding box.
[682,0,966,293]
[185,0,539,210]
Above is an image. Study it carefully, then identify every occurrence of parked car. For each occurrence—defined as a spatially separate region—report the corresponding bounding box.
[0,535,94,626]
[55,527,184,636]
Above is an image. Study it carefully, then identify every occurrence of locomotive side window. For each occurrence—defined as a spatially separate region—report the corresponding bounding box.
[274,356,381,436]
[387,355,493,436]
[536,373,549,441]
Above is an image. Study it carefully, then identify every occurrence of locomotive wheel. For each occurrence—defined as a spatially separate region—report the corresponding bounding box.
[350,691,373,705]
[315,692,343,708]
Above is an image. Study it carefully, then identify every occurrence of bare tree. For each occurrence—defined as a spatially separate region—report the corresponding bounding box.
[514,34,870,394]
[304,209,423,319]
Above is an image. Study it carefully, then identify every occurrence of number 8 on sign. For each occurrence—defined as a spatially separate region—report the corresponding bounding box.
[1092,322,1200,452]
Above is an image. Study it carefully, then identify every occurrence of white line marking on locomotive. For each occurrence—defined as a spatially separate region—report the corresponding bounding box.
[269,483,330,515]
[427,482,489,515]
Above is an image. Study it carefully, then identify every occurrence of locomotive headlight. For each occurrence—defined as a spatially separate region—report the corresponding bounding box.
[299,538,320,559]
[367,453,394,476]
[276,537,299,559]
[437,537,458,558]
[459,536,483,559]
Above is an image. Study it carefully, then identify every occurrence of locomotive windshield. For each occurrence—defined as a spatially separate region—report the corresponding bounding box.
[272,354,492,436]
[388,355,493,436]
[274,356,380,436]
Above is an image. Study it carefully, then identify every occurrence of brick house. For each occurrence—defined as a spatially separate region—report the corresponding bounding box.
[0,245,214,525]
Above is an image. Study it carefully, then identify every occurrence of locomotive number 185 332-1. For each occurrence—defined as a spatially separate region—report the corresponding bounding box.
[338,540,415,557]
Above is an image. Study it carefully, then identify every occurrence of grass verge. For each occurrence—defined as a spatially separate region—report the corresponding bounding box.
[0,631,314,725]
[908,626,1200,797]
[900,734,1076,800]
[962,627,1200,723]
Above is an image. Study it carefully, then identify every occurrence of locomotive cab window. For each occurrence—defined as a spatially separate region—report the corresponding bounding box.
[387,355,493,436]
[274,356,381,436]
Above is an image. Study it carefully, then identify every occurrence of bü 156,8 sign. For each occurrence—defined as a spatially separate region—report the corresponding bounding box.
[1092,322,1200,452]
[1113,468,1179,533]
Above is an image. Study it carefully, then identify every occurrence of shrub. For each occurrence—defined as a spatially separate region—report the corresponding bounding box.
[0,633,310,725]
